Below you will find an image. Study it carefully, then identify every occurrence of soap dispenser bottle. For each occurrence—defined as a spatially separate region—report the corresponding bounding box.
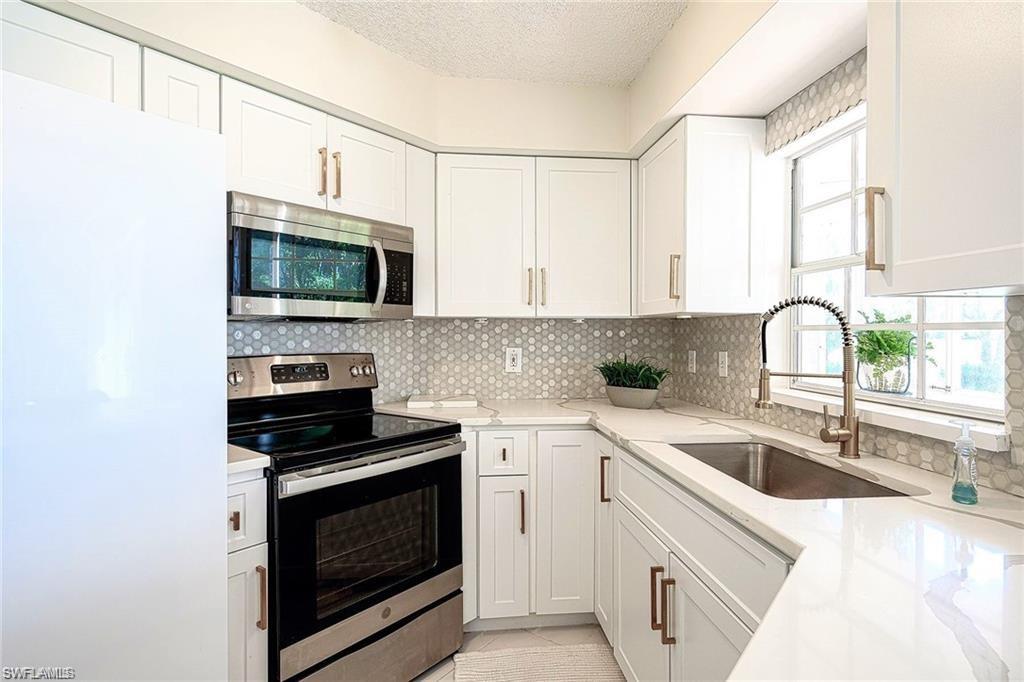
[950,420,978,505]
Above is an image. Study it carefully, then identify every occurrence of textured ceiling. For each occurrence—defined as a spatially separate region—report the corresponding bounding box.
[298,1,687,86]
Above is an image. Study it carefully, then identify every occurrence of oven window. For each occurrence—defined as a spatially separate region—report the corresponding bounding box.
[315,485,439,620]
[248,229,370,301]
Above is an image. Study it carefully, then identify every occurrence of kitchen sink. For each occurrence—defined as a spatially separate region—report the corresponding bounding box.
[672,442,907,500]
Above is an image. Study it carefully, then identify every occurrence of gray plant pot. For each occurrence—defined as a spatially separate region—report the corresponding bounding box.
[605,386,660,409]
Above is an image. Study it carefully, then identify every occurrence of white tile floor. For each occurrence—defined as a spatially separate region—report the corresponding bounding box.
[416,624,610,681]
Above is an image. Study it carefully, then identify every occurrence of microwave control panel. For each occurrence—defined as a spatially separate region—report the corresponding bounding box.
[383,251,413,306]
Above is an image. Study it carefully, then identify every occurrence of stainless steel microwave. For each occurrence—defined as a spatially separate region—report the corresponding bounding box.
[227,192,413,320]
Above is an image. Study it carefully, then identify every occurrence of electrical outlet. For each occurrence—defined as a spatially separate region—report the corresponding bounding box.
[718,351,728,377]
[504,347,523,373]
[687,350,696,374]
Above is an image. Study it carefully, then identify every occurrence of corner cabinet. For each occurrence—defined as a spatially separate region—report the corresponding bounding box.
[865,1,1024,295]
[637,116,777,316]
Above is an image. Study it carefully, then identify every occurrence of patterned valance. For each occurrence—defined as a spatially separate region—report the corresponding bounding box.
[765,48,866,154]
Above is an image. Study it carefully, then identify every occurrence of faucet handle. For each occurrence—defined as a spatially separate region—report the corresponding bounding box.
[819,405,840,443]
[822,405,833,428]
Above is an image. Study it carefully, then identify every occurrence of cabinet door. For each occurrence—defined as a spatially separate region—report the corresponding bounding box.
[866,1,1024,296]
[614,501,671,682]
[436,155,536,317]
[1,0,139,108]
[536,158,630,317]
[326,117,406,224]
[637,121,685,316]
[668,554,751,682]
[478,475,530,618]
[478,430,529,476]
[407,145,436,316]
[228,543,269,682]
[594,434,614,642]
[221,78,327,209]
[461,433,478,624]
[535,430,595,615]
[142,49,219,131]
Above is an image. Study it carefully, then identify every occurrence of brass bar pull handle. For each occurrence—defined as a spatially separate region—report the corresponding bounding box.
[599,456,611,503]
[668,254,681,300]
[540,267,547,306]
[317,147,328,196]
[332,152,342,199]
[650,565,664,630]
[865,186,886,271]
[519,489,526,534]
[527,268,534,306]
[229,510,241,532]
[660,578,676,645]
[501,447,507,462]
[255,565,268,631]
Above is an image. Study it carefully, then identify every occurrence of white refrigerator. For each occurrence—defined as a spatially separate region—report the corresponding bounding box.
[1,73,227,679]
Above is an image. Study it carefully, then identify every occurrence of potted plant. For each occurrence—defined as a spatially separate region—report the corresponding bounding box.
[594,354,671,409]
[854,310,930,394]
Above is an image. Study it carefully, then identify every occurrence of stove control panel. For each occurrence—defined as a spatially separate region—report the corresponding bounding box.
[227,353,377,399]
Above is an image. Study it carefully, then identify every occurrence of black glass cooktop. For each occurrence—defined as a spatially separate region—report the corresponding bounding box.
[229,411,460,472]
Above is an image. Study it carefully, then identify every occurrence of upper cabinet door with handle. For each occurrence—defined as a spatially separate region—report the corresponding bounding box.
[326,117,406,224]
[637,122,686,317]
[866,1,1024,296]
[222,78,328,209]
[142,49,219,131]
[536,158,631,317]
[436,154,537,317]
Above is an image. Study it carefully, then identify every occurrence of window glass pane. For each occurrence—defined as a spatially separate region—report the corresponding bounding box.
[795,268,845,325]
[925,330,1004,411]
[798,199,853,263]
[796,330,844,380]
[854,191,865,254]
[849,266,917,323]
[799,135,852,205]
[855,329,917,396]
[925,298,1004,323]
[854,129,866,189]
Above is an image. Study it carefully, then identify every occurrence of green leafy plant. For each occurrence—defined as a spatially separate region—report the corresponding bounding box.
[855,309,932,393]
[594,354,671,390]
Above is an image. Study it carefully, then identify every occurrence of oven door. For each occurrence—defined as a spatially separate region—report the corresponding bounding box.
[229,213,413,320]
[274,440,463,677]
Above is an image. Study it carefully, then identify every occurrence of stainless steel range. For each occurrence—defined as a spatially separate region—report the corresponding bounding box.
[227,353,464,681]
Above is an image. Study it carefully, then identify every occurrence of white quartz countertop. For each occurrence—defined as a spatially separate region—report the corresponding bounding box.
[377,398,1024,681]
[227,443,270,476]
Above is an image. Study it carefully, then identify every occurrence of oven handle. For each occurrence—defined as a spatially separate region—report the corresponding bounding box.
[371,239,388,311]
[278,439,466,498]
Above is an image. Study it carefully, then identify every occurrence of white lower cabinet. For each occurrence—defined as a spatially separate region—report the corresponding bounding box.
[477,474,531,618]
[594,434,615,642]
[461,433,479,624]
[228,542,269,682]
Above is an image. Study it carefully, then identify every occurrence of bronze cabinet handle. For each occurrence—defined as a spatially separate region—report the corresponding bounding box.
[865,186,886,271]
[540,267,547,306]
[332,151,342,199]
[317,147,328,196]
[229,510,241,532]
[527,268,534,306]
[650,565,664,630]
[668,254,681,299]
[520,489,526,534]
[501,447,507,462]
[255,565,268,631]
[599,456,611,503]
[660,577,676,645]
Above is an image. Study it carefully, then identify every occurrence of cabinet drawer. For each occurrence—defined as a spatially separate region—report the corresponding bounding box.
[478,430,529,475]
[227,478,267,554]
[614,448,788,628]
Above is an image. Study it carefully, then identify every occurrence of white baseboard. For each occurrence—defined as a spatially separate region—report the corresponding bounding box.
[464,612,597,632]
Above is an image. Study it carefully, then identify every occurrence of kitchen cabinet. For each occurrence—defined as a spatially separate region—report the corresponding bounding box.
[436,155,537,317]
[613,501,671,682]
[866,1,1024,295]
[477,474,531,618]
[536,158,631,317]
[594,434,615,642]
[478,429,529,476]
[1,0,140,108]
[226,478,267,554]
[142,49,219,131]
[535,430,595,615]
[326,117,406,224]
[637,116,770,316]
[228,542,269,682]
[407,145,437,316]
[461,433,478,624]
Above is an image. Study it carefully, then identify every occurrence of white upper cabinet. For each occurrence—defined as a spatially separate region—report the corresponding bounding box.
[142,49,219,131]
[866,1,1024,296]
[222,78,327,209]
[1,0,139,108]
[326,117,406,224]
[637,116,771,316]
[436,155,537,317]
[407,145,436,316]
[536,158,631,317]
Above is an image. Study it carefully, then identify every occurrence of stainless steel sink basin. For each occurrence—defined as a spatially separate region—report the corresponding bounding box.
[672,442,907,500]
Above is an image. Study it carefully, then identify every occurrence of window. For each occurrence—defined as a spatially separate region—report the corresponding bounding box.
[790,124,1004,418]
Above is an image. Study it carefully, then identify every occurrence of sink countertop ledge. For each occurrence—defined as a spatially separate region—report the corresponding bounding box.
[377,398,1024,681]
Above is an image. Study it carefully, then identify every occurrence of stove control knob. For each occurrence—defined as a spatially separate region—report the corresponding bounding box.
[349,366,361,377]
[227,370,245,387]
[366,365,376,375]
[362,364,375,376]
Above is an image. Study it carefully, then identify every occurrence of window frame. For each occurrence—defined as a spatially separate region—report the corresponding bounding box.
[785,119,1004,421]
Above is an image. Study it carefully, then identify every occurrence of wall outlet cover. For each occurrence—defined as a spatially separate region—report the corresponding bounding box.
[504,347,523,373]
[718,351,728,377]
[687,350,696,374]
